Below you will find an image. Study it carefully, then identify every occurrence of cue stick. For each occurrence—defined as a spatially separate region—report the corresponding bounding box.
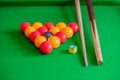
[75,0,88,66]
[86,0,103,65]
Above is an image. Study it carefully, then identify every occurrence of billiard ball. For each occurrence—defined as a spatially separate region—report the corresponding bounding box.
[68,22,79,34]
[40,41,53,54]
[37,26,48,35]
[20,22,31,33]
[49,27,60,35]
[44,32,53,38]
[56,22,66,30]
[29,31,41,42]
[48,36,60,48]
[34,36,47,48]
[61,26,73,38]
[44,22,54,30]
[24,26,36,38]
[32,22,43,29]
[55,31,67,43]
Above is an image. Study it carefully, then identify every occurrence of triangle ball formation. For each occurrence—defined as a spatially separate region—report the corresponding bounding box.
[20,22,79,54]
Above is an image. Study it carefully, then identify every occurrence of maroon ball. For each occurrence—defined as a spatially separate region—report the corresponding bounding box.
[55,31,67,43]
[37,26,48,35]
[68,22,79,34]
[29,31,41,42]
[44,22,54,30]
[20,22,31,33]
[40,41,53,54]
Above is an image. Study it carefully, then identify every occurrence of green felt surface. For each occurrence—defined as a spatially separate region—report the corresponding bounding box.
[0,0,120,2]
[1,0,120,6]
[0,2,120,80]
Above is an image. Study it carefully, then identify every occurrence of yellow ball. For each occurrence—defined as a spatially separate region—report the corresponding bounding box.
[61,26,73,38]
[32,22,43,29]
[34,36,47,48]
[56,22,66,30]
[24,26,36,38]
[49,27,60,35]
[48,36,60,48]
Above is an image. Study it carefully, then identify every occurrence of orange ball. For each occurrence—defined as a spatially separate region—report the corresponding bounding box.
[56,22,66,30]
[49,27,60,35]
[48,36,60,48]
[32,22,43,29]
[24,26,36,38]
[61,26,73,38]
[34,36,47,48]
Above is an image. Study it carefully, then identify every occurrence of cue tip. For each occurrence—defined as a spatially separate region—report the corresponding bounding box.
[97,61,103,65]
[85,63,88,67]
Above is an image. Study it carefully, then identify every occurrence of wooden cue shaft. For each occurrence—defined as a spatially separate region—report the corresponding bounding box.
[75,0,88,66]
[86,0,103,65]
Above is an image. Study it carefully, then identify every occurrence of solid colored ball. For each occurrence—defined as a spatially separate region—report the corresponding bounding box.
[48,36,60,48]
[61,26,73,38]
[68,22,79,34]
[32,22,43,29]
[20,22,31,33]
[44,32,53,38]
[49,27,60,35]
[40,41,53,54]
[55,31,67,43]
[24,26,36,38]
[44,22,54,30]
[56,22,66,30]
[37,26,48,35]
[34,36,47,48]
[29,31,41,42]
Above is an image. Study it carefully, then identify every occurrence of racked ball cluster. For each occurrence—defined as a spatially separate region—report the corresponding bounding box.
[20,22,79,54]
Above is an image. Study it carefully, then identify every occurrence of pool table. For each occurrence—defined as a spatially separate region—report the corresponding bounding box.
[0,0,120,80]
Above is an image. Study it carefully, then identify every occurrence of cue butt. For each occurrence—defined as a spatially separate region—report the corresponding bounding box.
[90,20,103,65]
[86,0,103,65]
[75,0,88,66]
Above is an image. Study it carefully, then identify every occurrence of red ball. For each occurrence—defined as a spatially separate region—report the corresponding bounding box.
[20,22,31,33]
[44,22,54,30]
[68,22,79,34]
[40,41,53,54]
[37,26,48,35]
[29,31,41,42]
[55,31,67,43]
